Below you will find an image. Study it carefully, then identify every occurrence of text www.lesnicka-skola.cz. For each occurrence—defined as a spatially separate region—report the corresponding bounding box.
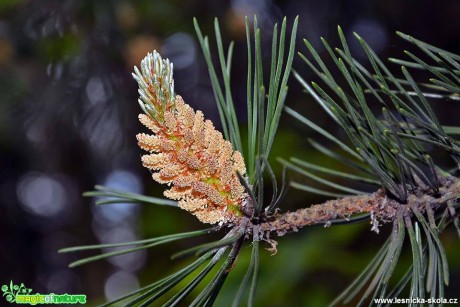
[374,297,458,304]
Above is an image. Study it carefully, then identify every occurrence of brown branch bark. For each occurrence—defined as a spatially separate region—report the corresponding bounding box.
[251,176,460,240]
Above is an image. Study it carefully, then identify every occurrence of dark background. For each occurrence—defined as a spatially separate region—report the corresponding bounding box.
[1,0,459,306]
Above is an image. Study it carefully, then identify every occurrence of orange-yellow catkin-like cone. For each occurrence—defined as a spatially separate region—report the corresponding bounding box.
[133,51,247,224]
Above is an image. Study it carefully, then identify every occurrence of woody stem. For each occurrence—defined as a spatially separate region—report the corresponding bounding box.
[252,176,460,238]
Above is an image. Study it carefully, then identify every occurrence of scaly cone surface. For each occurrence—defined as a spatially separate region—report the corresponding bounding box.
[133,51,247,224]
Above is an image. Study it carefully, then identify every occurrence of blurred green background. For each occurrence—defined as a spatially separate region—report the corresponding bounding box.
[1,0,459,306]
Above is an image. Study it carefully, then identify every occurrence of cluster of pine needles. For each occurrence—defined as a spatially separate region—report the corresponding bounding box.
[59,16,460,306]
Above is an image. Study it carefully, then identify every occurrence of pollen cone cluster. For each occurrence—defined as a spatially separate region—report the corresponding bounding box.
[133,51,247,224]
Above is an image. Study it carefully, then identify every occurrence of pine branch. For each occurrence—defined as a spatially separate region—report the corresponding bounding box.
[63,16,460,306]
[64,16,299,306]
[289,26,460,304]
